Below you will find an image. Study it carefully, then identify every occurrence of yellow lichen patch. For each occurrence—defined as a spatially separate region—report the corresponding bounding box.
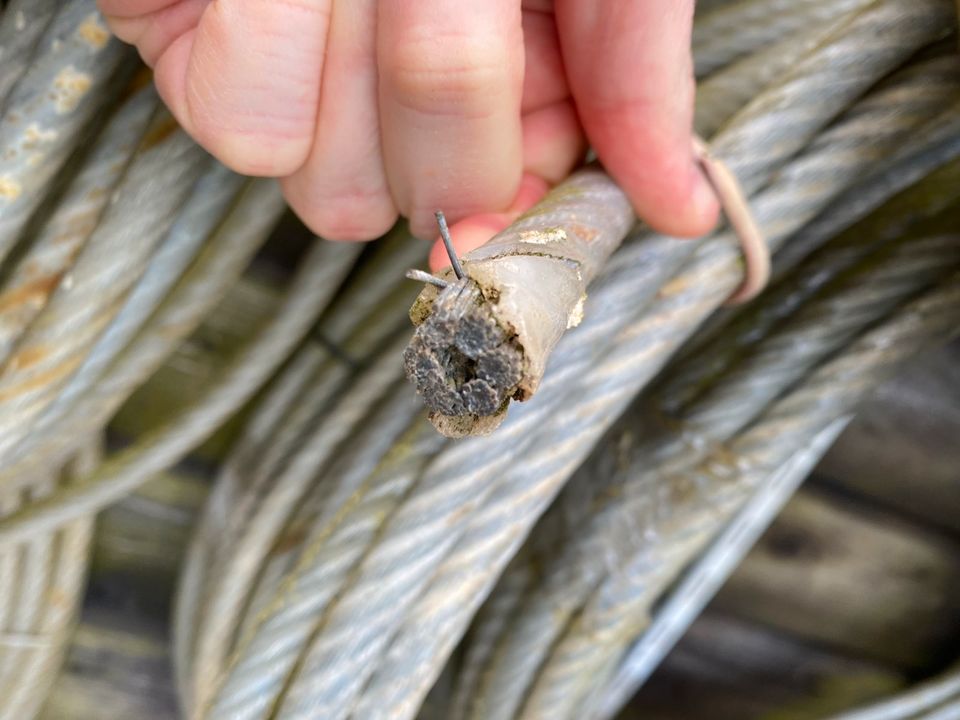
[0,176,22,200]
[23,123,59,149]
[52,66,93,113]
[77,14,111,49]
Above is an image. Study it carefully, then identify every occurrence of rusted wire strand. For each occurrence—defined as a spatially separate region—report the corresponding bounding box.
[0,237,362,547]
[0,85,159,366]
[0,0,128,265]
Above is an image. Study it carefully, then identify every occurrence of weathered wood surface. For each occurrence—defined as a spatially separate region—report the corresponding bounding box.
[816,342,960,534]
[619,611,904,720]
[713,486,960,670]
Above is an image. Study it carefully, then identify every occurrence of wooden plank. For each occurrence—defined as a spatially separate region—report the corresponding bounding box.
[815,341,960,534]
[621,611,904,720]
[712,486,960,670]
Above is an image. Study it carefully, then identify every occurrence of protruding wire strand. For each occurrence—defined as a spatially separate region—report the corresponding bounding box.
[436,211,466,280]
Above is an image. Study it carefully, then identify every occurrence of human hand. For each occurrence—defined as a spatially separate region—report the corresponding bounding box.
[98,1,718,267]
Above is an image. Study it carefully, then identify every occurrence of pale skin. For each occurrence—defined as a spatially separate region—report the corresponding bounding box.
[98,0,718,271]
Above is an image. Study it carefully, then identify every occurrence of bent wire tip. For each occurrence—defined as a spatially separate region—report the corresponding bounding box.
[405,268,449,289]
[435,210,466,280]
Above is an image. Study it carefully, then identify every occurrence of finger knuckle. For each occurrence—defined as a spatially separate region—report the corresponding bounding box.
[384,33,515,118]
[301,189,397,241]
[188,113,312,177]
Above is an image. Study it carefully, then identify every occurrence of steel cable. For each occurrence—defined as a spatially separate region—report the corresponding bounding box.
[176,237,426,712]
[0,85,158,365]
[692,0,875,77]
[0,125,208,466]
[0,437,99,720]
[517,272,960,720]
[346,23,958,720]
[0,178,288,488]
[587,417,853,719]
[446,225,960,720]
[0,0,128,264]
[176,4,952,718]
[0,236,362,547]
[0,0,58,111]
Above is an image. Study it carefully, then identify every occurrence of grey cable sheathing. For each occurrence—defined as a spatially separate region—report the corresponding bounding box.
[0,86,158,366]
[0,236,363,546]
[189,4,947,713]
[0,1,128,264]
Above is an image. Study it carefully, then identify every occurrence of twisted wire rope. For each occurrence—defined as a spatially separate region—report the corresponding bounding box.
[0,85,158,364]
[517,272,960,720]
[177,237,427,711]
[186,6,952,714]
[343,18,958,720]
[179,3,954,717]
[0,236,363,547]
[0,0,58,110]
[0,126,209,465]
[588,417,853,719]
[0,0,128,264]
[692,0,875,77]
[0,437,99,720]
[448,225,960,720]
[0,178,288,488]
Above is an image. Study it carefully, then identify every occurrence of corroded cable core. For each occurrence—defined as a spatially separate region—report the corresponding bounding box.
[404,278,524,437]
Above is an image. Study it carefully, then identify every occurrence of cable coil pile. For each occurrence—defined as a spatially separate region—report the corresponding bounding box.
[0,0,957,718]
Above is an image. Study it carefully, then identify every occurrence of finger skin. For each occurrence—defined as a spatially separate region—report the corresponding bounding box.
[378,0,525,239]
[429,172,548,271]
[281,0,397,241]
[153,0,332,177]
[556,0,718,237]
[105,0,207,67]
